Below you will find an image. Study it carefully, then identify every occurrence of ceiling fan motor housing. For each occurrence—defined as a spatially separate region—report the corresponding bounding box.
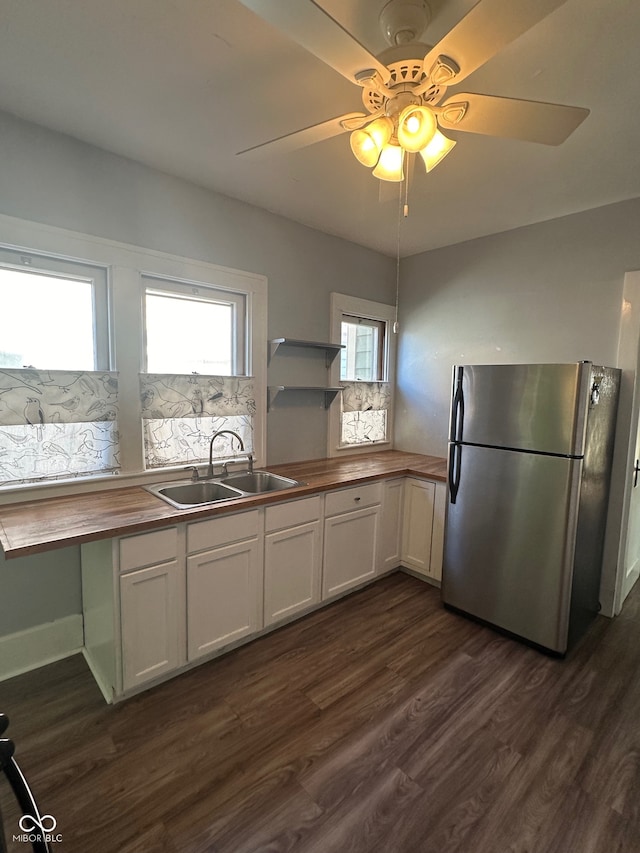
[361,44,445,116]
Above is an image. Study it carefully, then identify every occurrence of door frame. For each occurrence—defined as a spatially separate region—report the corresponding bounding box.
[601,270,640,615]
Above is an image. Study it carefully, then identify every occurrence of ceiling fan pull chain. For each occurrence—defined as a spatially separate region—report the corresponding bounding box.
[403,154,411,217]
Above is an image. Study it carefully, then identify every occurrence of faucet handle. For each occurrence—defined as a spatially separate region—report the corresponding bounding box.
[184,466,200,482]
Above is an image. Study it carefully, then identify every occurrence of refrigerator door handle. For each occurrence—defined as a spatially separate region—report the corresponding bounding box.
[449,443,462,504]
[451,366,465,442]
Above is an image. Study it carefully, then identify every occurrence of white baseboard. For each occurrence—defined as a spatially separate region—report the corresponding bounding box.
[0,614,84,682]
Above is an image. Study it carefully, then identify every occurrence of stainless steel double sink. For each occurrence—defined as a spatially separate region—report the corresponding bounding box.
[145,470,304,510]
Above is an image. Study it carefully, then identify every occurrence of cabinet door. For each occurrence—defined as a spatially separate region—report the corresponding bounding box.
[120,561,181,692]
[402,479,435,578]
[187,538,261,661]
[377,478,404,573]
[323,506,379,598]
[264,520,321,627]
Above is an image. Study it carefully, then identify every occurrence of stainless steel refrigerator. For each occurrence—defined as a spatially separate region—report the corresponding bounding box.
[442,361,620,654]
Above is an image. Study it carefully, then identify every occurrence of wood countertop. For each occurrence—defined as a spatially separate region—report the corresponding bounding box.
[0,450,446,559]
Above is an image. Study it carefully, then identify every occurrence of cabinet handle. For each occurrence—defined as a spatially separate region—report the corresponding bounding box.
[354,496,361,502]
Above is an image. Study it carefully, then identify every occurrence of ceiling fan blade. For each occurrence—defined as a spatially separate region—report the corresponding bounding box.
[423,0,569,85]
[237,0,391,85]
[437,93,589,145]
[237,112,367,159]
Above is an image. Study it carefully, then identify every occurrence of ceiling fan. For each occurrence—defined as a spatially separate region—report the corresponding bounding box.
[236,0,589,182]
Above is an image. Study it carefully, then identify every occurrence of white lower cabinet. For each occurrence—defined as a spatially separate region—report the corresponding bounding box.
[264,496,322,627]
[322,483,381,598]
[81,473,446,703]
[401,477,446,583]
[120,560,182,692]
[186,510,262,661]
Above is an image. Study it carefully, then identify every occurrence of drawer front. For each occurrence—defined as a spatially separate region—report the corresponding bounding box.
[265,495,321,533]
[119,527,177,572]
[187,509,260,553]
[324,482,382,516]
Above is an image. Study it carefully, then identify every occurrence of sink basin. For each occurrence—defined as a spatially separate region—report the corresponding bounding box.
[145,470,304,508]
[146,480,245,509]
[218,471,304,494]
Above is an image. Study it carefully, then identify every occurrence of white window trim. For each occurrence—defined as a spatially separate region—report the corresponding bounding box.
[0,213,267,504]
[328,292,397,457]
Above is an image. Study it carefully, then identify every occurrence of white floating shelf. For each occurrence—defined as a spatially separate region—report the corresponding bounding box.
[267,385,343,411]
[269,337,344,366]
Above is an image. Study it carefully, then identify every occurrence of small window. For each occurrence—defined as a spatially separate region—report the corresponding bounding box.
[340,315,386,381]
[0,250,109,370]
[143,276,246,376]
[329,294,396,456]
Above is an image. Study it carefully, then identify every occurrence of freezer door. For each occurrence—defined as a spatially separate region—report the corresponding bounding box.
[449,362,591,455]
[442,443,582,653]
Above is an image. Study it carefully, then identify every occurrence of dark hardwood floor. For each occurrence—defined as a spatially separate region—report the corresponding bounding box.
[1,572,640,852]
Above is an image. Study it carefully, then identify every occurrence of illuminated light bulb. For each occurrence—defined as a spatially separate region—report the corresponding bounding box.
[397,105,437,153]
[406,115,420,134]
[372,144,404,182]
[350,117,393,168]
[419,129,457,172]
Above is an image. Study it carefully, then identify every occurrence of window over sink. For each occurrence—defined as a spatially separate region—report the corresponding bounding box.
[0,214,266,494]
[140,274,257,470]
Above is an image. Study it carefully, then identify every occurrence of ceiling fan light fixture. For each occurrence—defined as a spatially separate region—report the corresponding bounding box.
[397,105,437,153]
[372,144,405,181]
[419,129,456,172]
[350,116,393,167]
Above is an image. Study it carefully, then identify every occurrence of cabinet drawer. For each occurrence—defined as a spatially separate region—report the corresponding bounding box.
[119,527,177,572]
[324,482,382,516]
[265,495,321,533]
[187,509,260,553]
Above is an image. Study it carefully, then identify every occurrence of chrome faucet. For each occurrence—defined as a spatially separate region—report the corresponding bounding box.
[207,429,244,478]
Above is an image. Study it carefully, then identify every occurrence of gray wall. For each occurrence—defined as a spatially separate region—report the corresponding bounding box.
[0,109,394,636]
[396,198,640,457]
[0,547,81,636]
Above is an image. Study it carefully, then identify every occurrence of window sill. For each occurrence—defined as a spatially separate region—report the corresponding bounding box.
[334,440,392,453]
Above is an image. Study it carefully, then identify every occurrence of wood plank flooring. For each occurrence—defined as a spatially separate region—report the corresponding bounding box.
[1,572,640,852]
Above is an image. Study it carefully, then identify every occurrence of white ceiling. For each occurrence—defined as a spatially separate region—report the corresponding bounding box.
[0,0,638,257]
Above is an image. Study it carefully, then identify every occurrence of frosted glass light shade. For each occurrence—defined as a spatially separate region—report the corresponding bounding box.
[397,105,437,153]
[350,117,393,167]
[372,144,404,181]
[419,129,457,172]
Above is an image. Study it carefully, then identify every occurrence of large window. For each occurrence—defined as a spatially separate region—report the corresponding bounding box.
[0,249,117,485]
[329,293,396,455]
[141,275,255,470]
